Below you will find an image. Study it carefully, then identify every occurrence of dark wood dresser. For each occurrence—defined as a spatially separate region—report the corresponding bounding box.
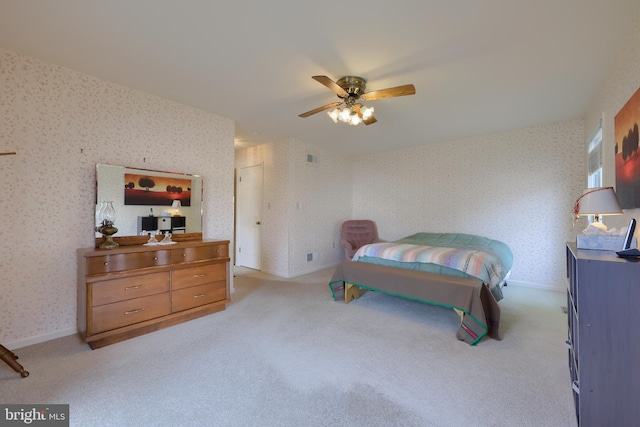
[566,243,640,426]
[78,239,230,349]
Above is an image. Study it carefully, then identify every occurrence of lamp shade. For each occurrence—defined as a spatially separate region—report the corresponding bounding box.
[171,200,181,208]
[574,187,623,217]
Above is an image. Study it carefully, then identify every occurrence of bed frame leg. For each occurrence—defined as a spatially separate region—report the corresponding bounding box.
[345,283,360,304]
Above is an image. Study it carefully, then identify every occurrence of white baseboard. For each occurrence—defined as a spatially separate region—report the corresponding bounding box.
[7,327,77,350]
[260,262,339,279]
[506,279,565,293]
[259,267,290,278]
[291,262,340,278]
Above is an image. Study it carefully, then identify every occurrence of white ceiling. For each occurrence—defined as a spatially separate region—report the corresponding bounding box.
[1,0,637,156]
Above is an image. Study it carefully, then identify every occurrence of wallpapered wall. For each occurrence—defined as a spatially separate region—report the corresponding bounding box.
[235,141,291,276]
[585,6,640,230]
[235,139,352,277]
[351,120,585,289]
[0,47,235,347]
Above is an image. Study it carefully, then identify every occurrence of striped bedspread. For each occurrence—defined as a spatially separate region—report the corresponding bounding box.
[353,239,508,290]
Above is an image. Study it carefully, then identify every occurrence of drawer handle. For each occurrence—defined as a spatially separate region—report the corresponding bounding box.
[124,284,145,290]
[104,262,109,266]
[193,274,206,278]
[182,253,187,257]
[124,308,145,315]
[216,249,220,253]
[154,257,158,260]
[193,293,207,298]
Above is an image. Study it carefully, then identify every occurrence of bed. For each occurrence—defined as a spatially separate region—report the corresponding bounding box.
[328,232,513,345]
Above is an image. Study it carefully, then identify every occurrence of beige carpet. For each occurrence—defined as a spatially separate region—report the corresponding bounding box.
[0,267,577,426]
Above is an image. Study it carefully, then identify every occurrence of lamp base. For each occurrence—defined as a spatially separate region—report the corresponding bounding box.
[588,219,608,231]
[98,225,119,249]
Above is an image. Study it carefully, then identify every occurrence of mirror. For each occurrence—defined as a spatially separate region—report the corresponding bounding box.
[96,164,203,238]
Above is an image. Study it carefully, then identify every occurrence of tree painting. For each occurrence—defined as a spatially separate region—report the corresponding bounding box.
[124,173,192,206]
[615,87,640,208]
[138,177,156,191]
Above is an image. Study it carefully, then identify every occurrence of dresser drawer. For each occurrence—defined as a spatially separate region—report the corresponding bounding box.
[90,272,170,306]
[90,293,171,335]
[172,281,227,312]
[171,244,228,263]
[172,263,227,290]
[86,250,173,275]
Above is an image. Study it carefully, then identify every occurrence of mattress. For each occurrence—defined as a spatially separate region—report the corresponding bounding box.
[352,232,513,301]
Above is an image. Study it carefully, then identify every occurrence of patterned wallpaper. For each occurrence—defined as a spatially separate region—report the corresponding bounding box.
[0,48,235,347]
[235,139,352,277]
[351,120,585,289]
[235,141,292,276]
[285,139,352,276]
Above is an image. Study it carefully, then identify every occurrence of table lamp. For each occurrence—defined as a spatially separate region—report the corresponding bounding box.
[171,200,181,216]
[573,187,623,231]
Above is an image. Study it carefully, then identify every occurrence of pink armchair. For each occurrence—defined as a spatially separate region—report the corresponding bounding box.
[340,220,384,261]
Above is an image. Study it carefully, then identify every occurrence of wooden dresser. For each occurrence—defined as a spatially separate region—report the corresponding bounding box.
[565,243,640,426]
[78,239,230,349]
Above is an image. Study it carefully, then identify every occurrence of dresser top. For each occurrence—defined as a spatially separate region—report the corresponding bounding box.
[567,242,639,264]
[78,239,230,257]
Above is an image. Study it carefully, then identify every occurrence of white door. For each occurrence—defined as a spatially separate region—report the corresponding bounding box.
[236,164,263,269]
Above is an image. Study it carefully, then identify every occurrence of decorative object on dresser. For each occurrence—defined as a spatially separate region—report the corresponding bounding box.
[572,187,623,230]
[565,243,640,426]
[77,238,230,349]
[95,201,119,249]
[573,187,628,250]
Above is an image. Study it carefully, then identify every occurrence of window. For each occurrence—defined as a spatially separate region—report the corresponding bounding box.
[588,126,603,188]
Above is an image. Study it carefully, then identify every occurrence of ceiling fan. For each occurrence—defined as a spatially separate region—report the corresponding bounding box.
[298,75,416,126]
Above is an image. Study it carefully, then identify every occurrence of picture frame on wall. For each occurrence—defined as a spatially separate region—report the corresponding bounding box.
[615,87,640,208]
[124,172,192,206]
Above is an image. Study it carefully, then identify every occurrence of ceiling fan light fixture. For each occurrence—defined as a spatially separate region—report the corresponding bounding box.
[326,104,373,126]
[300,75,414,126]
[361,105,374,119]
[339,107,352,122]
[349,112,362,126]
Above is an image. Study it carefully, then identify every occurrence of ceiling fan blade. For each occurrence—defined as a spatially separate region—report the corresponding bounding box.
[312,76,348,97]
[298,101,343,118]
[364,115,377,125]
[360,84,416,101]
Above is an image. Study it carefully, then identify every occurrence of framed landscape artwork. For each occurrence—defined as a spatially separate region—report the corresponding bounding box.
[615,87,640,208]
[124,173,192,206]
